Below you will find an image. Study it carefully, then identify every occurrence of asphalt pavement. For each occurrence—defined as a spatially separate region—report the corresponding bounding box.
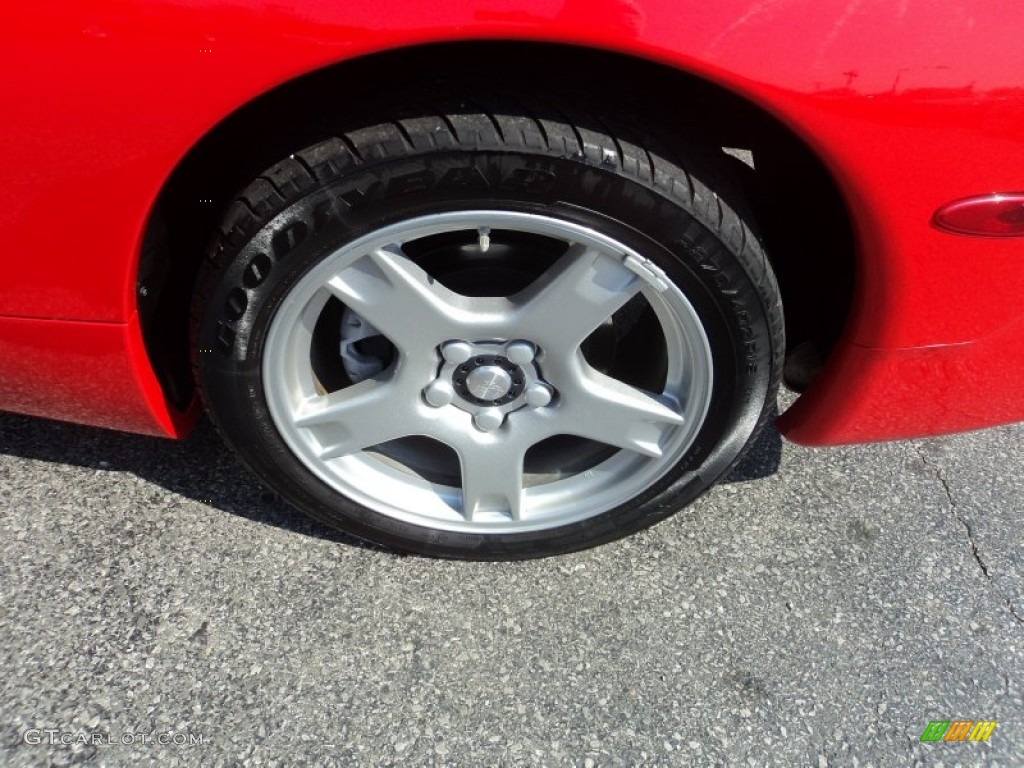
[1,395,1022,766]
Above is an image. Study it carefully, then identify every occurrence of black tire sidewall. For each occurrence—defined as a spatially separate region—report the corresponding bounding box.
[197,149,778,558]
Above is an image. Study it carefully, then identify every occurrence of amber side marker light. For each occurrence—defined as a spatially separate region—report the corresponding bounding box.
[933,193,1024,237]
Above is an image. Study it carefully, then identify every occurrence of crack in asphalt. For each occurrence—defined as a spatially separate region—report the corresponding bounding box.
[915,445,1024,628]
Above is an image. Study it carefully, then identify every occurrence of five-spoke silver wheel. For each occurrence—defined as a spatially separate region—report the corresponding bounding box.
[262,211,714,534]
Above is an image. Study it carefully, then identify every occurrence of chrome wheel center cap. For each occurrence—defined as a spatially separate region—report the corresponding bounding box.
[465,365,513,401]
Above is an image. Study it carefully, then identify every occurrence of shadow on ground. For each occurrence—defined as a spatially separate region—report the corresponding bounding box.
[0,413,377,548]
[724,411,784,483]
[0,407,782,546]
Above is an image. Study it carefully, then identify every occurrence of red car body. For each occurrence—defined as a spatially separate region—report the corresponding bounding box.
[2,0,1023,445]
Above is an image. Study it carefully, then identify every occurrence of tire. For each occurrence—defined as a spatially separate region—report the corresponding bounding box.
[191,100,784,560]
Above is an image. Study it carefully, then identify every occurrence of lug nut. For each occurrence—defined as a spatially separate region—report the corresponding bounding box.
[423,380,455,407]
[525,383,553,408]
[473,408,505,432]
[441,341,473,364]
[505,340,536,365]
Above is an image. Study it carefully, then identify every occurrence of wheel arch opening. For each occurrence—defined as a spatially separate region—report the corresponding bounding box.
[138,40,856,412]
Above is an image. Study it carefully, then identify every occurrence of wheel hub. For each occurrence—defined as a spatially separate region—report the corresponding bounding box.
[423,339,555,431]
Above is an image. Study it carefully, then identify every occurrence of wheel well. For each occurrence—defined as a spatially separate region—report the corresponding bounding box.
[139,41,855,409]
